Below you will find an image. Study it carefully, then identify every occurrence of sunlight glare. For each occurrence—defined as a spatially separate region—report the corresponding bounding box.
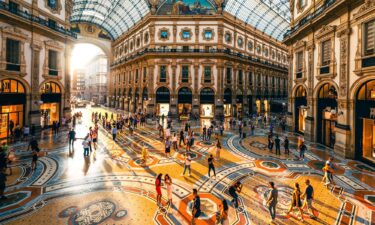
[71,43,104,72]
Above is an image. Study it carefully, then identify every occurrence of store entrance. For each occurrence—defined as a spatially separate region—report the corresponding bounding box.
[156,87,170,117]
[178,87,192,120]
[40,103,60,128]
[316,83,337,148]
[223,88,232,117]
[0,105,24,139]
[200,88,215,118]
[294,86,307,133]
[355,80,375,164]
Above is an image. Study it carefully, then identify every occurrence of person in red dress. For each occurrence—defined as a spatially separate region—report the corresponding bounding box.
[155,173,163,207]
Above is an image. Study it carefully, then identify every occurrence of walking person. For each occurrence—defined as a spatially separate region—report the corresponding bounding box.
[155,173,163,207]
[266,181,278,223]
[141,145,148,164]
[208,154,216,178]
[322,157,335,186]
[275,135,281,155]
[179,129,185,147]
[229,181,243,209]
[165,137,172,158]
[31,148,38,171]
[182,153,191,176]
[284,136,289,155]
[191,189,201,225]
[299,141,307,160]
[82,135,90,157]
[218,199,229,225]
[172,133,178,151]
[268,135,274,152]
[301,179,318,219]
[215,139,221,160]
[68,129,76,148]
[165,174,173,205]
[111,125,117,141]
[286,182,304,222]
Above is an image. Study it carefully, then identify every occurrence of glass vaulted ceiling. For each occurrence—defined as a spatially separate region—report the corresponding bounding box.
[224,0,291,41]
[70,0,290,41]
[70,0,150,40]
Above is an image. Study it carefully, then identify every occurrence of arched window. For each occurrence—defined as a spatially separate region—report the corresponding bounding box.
[0,79,25,93]
[318,83,336,99]
[295,86,306,97]
[41,82,61,94]
[357,80,375,100]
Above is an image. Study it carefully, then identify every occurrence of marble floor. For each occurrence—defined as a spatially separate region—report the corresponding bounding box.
[0,107,374,225]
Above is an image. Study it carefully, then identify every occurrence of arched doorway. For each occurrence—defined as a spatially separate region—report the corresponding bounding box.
[178,87,192,120]
[355,79,375,163]
[247,90,253,115]
[0,79,26,139]
[235,90,243,118]
[317,83,337,148]
[200,88,215,118]
[294,86,307,134]
[156,87,170,116]
[142,87,148,113]
[223,88,232,117]
[40,81,62,128]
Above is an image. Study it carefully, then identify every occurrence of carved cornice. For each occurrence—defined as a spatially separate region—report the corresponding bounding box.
[315,25,336,40]
[354,0,375,20]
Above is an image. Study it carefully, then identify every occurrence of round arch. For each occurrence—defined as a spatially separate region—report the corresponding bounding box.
[349,76,375,100]
[313,80,339,99]
[352,78,375,163]
[0,76,31,94]
[39,79,65,94]
[292,84,308,98]
[75,35,112,58]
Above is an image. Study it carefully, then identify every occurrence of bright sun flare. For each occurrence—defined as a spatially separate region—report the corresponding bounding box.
[71,43,104,72]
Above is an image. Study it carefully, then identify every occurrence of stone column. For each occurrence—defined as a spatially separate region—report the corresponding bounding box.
[334,26,353,158]
[29,42,42,127]
[170,62,177,118]
[147,62,155,115]
[286,54,294,131]
[216,63,224,119]
[193,63,200,115]
[64,44,73,119]
[304,44,315,141]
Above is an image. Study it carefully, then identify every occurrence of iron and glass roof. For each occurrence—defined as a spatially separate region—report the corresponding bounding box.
[224,0,291,41]
[70,0,290,41]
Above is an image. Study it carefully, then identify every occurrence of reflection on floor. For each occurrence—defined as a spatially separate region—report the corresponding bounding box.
[0,107,374,225]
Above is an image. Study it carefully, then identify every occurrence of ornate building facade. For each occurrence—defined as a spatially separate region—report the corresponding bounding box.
[108,0,289,119]
[0,0,75,138]
[285,0,375,164]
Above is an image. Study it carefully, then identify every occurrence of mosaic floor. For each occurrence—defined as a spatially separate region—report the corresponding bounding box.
[0,107,374,225]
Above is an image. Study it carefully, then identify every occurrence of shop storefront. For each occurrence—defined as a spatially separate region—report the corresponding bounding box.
[40,82,62,128]
[0,79,26,139]
[355,80,375,164]
[223,88,232,117]
[156,87,170,116]
[178,87,192,120]
[247,95,253,115]
[294,86,307,133]
[200,88,215,118]
[235,94,243,118]
[317,83,337,148]
[128,88,132,112]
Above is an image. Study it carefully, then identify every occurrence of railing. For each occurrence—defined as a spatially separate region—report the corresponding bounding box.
[0,1,77,39]
[112,48,288,71]
[284,0,336,39]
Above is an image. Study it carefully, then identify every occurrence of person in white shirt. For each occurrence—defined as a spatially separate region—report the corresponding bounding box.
[82,135,91,156]
[182,153,192,176]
